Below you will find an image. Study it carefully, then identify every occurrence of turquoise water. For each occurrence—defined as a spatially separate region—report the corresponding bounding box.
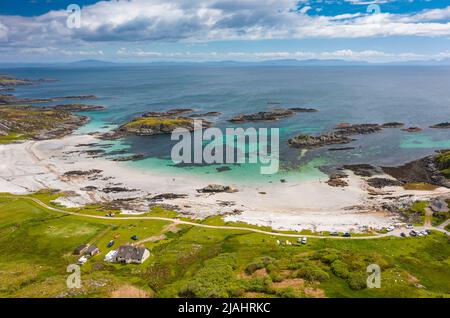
[3,65,450,183]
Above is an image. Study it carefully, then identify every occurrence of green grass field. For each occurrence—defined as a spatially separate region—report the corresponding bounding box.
[0,194,449,298]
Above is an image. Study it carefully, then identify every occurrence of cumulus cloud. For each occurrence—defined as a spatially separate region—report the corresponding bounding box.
[1,0,450,46]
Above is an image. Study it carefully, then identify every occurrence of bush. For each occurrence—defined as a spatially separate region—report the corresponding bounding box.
[245,256,274,275]
[347,272,367,290]
[331,260,349,279]
[295,263,329,282]
[244,277,273,294]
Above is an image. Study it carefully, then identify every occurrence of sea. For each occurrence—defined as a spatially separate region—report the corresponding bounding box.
[3,65,450,184]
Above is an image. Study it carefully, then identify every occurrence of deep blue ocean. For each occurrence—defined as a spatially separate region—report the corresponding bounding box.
[3,65,450,182]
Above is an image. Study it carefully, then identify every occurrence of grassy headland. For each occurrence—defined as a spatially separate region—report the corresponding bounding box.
[0,192,448,298]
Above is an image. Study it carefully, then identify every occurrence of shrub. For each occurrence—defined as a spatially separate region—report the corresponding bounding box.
[331,260,349,279]
[347,272,367,290]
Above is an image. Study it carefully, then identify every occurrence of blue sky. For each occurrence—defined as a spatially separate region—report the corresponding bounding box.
[0,0,450,63]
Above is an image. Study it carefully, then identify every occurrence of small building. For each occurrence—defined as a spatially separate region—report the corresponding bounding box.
[116,245,150,264]
[430,198,449,213]
[104,250,118,263]
[74,244,89,255]
[85,244,100,257]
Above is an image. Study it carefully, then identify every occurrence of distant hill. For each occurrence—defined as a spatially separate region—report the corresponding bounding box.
[67,59,116,67]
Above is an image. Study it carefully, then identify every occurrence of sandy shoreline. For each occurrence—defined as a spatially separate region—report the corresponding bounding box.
[1,133,449,232]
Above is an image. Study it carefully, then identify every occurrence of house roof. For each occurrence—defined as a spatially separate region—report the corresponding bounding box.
[74,244,88,253]
[116,245,147,261]
[86,245,99,253]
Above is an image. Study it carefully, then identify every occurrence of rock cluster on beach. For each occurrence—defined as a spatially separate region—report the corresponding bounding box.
[197,184,238,193]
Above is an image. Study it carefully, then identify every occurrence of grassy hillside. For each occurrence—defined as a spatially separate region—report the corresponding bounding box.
[0,193,449,298]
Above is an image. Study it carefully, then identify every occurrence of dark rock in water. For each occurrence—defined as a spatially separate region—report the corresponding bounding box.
[229,108,316,122]
[328,147,356,152]
[402,127,422,132]
[75,143,99,147]
[190,112,222,118]
[112,154,145,162]
[288,133,352,148]
[142,108,194,117]
[150,193,188,201]
[382,156,450,188]
[382,122,405,128]
[197,184,238,193]
[280,179,287,183]
[430,122,450,129]
[367,178,403,188]
[343,164,381,177]
[288,123,381,149]
[288,107,319,113]
[334,123,382,136]
[63,169,102,177]
[216,166,231,173]
[53,104,105,112]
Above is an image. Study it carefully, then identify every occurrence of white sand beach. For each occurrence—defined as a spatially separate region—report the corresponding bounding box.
[1,134,449,232]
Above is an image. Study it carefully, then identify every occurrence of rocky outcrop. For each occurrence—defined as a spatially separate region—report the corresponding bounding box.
[402,127,422,132]
[382,155,450,188]
[0,94,97,105]
[430,122,450,129]
[196,184,238,193]
[189,112,222,118]
[367,178,403,188]
[327,173,349,187]
[53,104,105,112]
[229,108,318,123]
[63,169,103,177]
[150,193,188,201]
[112,154,145,162]
[288,133,352,148]
[288,123,383,149]
[142,108,194,117]
[343,164,382,177]
[381,122,405,128]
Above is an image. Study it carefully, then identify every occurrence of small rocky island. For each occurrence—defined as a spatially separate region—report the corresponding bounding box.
[102,108,212,139]
[229,107,318,123]
[288,123,383,149]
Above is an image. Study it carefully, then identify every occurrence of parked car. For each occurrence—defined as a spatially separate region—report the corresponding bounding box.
[387,226,395,232]
[409,230,417,237]
[301,237,307,244]
[131,235,139,241]
[330,232,339,236]
[77,256,88,265]
[426,229,432,235]
[400,232,407,238]
[406,224,413,230]
[343,232,351,237]
[107,240,115,248]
